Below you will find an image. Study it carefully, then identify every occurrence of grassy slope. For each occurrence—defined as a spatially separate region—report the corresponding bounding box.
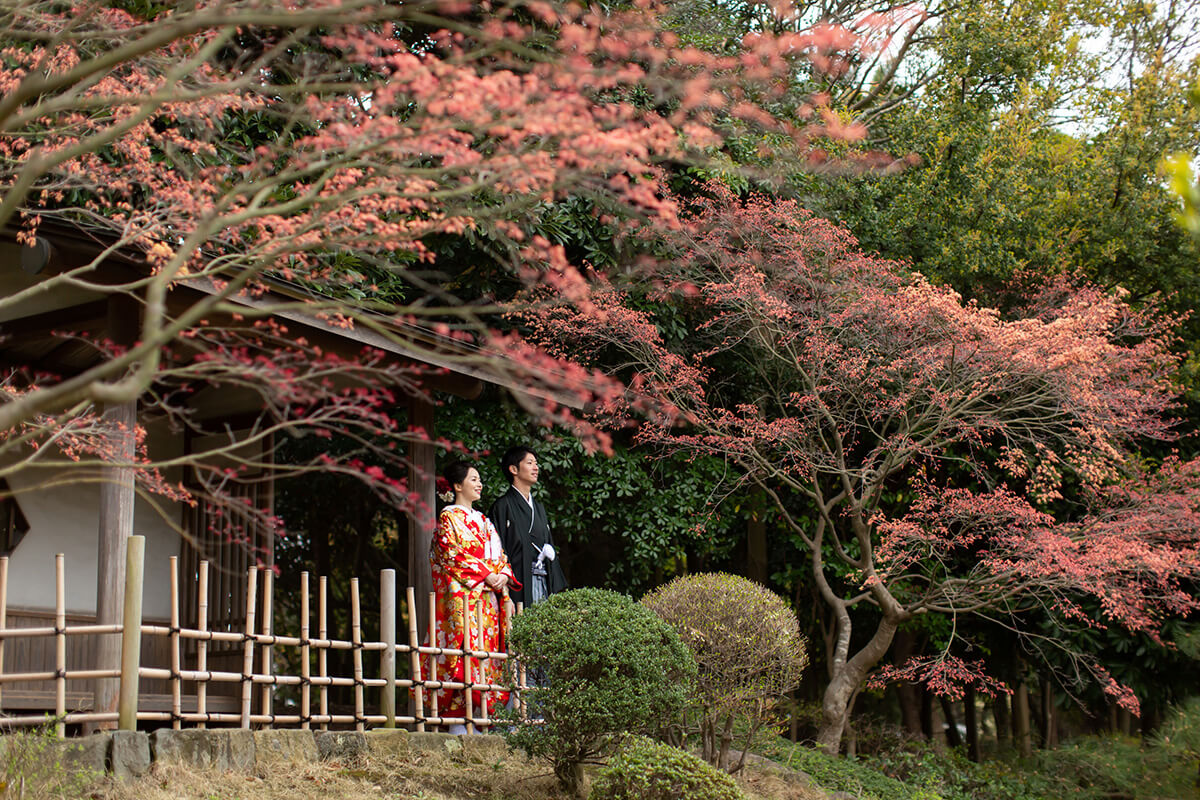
[76,745,831,800]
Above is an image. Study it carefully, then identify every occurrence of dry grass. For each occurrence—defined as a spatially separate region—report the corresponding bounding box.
[81,744,828,800]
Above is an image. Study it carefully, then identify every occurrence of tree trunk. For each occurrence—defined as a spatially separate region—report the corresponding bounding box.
[1142,702,1159,738]
[746,510,767,584]
[1040,679,1057,749]
[717,714,735,771]
[940,697,963,749]
[555,761,585,797]
[920,687,934,740]
[892,629,923,736]
[815,615,902,751]
[1014,681,1033,758]
[993,694,1012,752]
[964,685,980,762]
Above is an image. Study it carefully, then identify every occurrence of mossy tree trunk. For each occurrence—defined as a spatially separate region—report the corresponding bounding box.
[940,697,963,749]
[964,685,980,762]
[993,694,1012,752]
[1013,681,1033,758]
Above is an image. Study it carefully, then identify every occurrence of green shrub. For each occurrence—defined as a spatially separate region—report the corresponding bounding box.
[873,740,1061,800]
[1032,730,1198,800]
[1155,695,1200,792]
[589,735,745,800]
[642,573,808,772]
[1,724,103,798]
[503,588,697,795]
[755,736,945,800]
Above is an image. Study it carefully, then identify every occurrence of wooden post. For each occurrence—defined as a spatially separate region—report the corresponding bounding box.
[0,555,7,714]
[55,553,66,738]
[516,602,526,720]
[117,535,145,731]
[196,560,209,729]
[406,586,425,732]
[260,568,274,725]
[407,395,435,648]
[300,571,310,730]
[318,575,328,730]
[462,599,474,734]
[351,577,365,732]
[240,566,258,729]
[94,395,137,731]
[476,603,489,730]
[427,592,438,728]
[380,569,397,728]
[169,556,181,729]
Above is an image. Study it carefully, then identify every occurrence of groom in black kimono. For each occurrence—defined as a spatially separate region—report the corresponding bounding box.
[488,446,567,607]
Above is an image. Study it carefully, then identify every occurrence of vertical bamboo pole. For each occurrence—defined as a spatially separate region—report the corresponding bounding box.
[318,576,328,730]
[476,603,489,729]
[350,577,364,732]
[300,571,310,730]
[380,569,396,728]
[462,599,474,734]
[169,556,181,729]
[427,592,438,728]
[516,601,527,720]
[406,586,425,732]
[260,568,274,726]
[196,560,209,729]
[0,556,8,713]
[117,535,145,731]
[240,566,258,728]
[54,553,65,738]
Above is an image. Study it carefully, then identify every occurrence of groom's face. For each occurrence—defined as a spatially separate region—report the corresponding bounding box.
[514,453,539,486]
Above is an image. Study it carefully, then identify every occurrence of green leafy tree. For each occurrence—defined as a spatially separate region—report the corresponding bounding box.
[504,589,696,795]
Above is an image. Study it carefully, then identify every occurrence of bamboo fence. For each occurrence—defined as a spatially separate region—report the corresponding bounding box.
[0,535,527,737]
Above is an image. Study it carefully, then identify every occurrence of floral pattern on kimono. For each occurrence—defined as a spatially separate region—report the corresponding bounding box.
[425,505,519,719]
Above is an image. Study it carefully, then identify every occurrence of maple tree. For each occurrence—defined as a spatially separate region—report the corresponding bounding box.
[521,184,1200,750]
[0,0,879,529]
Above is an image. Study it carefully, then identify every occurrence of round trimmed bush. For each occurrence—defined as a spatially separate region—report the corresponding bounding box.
[642,573,808,771]
[503,588,696,794]
[589,735,746,800]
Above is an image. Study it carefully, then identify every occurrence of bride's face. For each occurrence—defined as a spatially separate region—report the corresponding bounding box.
[456,468,483,505]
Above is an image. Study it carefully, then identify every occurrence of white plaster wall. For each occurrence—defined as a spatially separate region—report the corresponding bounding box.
[3,419,184,619]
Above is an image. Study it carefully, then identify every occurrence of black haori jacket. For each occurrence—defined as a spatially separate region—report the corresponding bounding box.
[488,486,567,607]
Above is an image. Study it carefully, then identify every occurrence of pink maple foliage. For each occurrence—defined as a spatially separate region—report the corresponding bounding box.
[520,183,1200,748]
[0,1,882,533]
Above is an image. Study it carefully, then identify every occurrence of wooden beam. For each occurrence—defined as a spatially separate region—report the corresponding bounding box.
[0,300,108,341]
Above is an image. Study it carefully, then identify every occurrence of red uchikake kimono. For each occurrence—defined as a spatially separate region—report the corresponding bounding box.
[425,505,519,720]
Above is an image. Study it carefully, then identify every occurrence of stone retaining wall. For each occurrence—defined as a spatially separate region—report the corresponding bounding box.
[3,728,509,780]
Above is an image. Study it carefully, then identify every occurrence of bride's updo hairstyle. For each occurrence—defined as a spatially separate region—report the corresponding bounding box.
[443,460,473,490]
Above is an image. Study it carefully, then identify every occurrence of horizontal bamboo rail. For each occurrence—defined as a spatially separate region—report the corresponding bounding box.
[0,545,530,738]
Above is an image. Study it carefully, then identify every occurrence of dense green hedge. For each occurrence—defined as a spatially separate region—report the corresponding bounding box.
[590,735,746,800]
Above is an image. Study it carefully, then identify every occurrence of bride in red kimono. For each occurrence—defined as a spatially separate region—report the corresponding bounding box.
[427,460,519,733]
